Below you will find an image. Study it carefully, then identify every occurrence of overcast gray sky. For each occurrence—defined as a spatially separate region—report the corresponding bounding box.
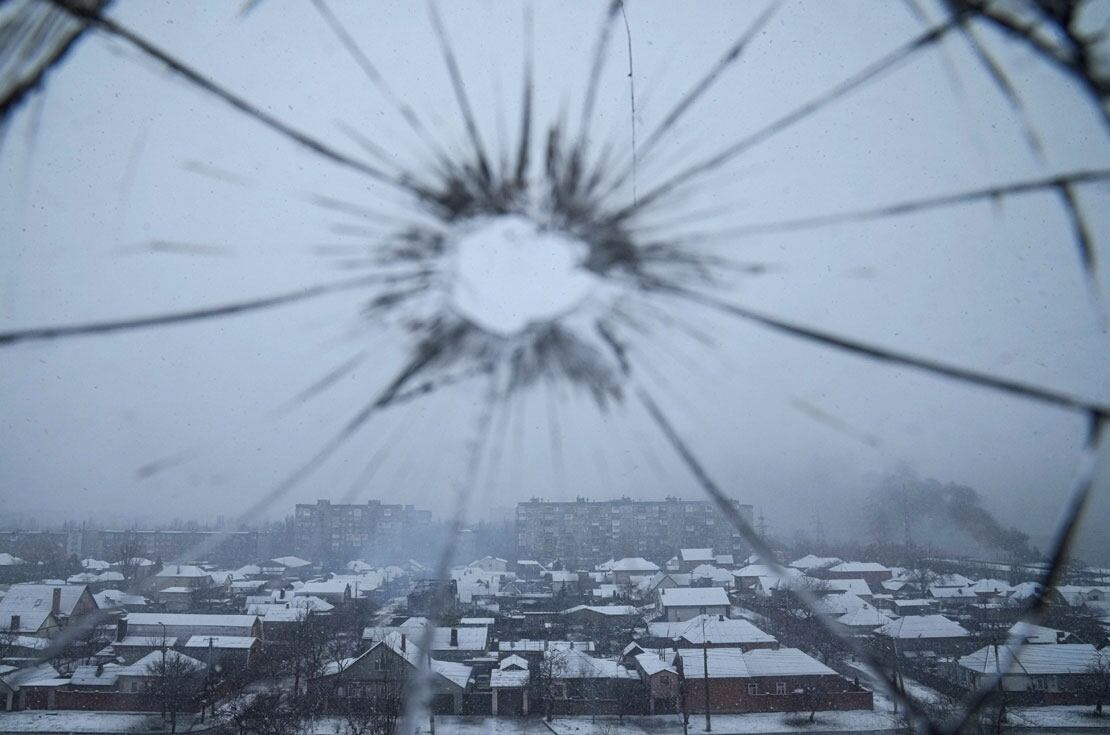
[1,1,1108,560]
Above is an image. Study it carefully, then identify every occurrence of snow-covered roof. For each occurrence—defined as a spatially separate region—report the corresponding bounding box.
[875,615,970,639]
[0,552,26,566]
[362,622,489,652]
[608,557,661,572]
[295,580,350,596]
[0,662,59,690]
[81,559,110,571]
[112,635,178,648]
[155,565,208,578]
[71,663,123,687]
[788,555,842,571]
[1008,621,1072,645]
[182,635,258,649]
[124,612,259,629]
[270,556,312,569]
[828,562,889,573]
[0,584,88,632]
[969,578,1012,594]
[122,650,207,677]
[659,587,729,608]
[498,654,529,670]
[545,648,635,679]
[691,565,734,584]
[460,617,495,625]
[836,605,894,628]
[562,604,639,617]
[67,572,100,584]
[734,564,778,578]
[676,647,836,678]
[346,560,374,573]
[1008,582,1044,601]
[812,593,867,616]
[823,579,872,597]
[0,634,51,651]
[635,651,677,676]
[929,586,978,599]
[959,644,1103,676]
[647,614,776,645]
[358,632,472,688]
[679,548,715,562]
[490,668,530,687]
[547,571,580,582]
[159,586,194,594]
[257,607,306,622]
[932,573,973,588]
[498,640,596,652]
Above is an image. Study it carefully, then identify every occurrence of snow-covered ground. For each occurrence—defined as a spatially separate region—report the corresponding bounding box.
[0,711,165,733]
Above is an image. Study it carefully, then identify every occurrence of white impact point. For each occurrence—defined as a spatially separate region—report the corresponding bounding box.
[451,215,599,336]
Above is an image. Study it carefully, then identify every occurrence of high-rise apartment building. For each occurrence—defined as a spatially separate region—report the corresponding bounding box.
[293,499,432,564]
[515,497,753,569]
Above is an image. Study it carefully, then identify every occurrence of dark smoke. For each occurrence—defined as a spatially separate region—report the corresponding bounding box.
[868,467,1035,559]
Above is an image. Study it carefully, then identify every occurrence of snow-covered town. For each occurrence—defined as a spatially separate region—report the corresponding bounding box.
[2,504,1110,733]
[4,0,1110,733]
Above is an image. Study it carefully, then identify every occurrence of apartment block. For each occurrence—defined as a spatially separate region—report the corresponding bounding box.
[293,499,432,564]
[515,497,752,569]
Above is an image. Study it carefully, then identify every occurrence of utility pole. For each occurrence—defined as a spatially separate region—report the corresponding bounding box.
[701,617,711,732]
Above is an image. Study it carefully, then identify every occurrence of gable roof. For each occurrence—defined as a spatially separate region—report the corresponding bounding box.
[608,557,661,572]
[123,650,207,676]
[270,556,312,569]
[680,548,715,562]
[156,565,208,578]
[360,632,473,688]
[959,644,1103,676]
[1008,621,1072,645]
[788,555,843,571]
[659,587,729,608]
[828,562,889,573]
[676,647,835,678]
[182,635,258,650]
[875,615,969,639]
[124,612,259,629]
[635,651,677,676]
[545,648,635,679]
[836,605,894,628]
[647,614,776,645]
[0,584,89,632]
[563,605,640,617]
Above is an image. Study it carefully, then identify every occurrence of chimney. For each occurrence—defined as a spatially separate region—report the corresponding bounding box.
[116,617,129,642]
[52,588,61,616]
[400,633,407,652]
[9,615,19,631]
[279,589,285,600]
[450,628,459,647]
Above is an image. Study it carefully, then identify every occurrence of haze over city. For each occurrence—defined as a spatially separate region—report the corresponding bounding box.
[1,2,1109,732]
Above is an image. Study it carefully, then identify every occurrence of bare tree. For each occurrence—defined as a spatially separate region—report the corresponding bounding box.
[112,530,148,585]
[145,649,205,733]
[1087,654,1110,717]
